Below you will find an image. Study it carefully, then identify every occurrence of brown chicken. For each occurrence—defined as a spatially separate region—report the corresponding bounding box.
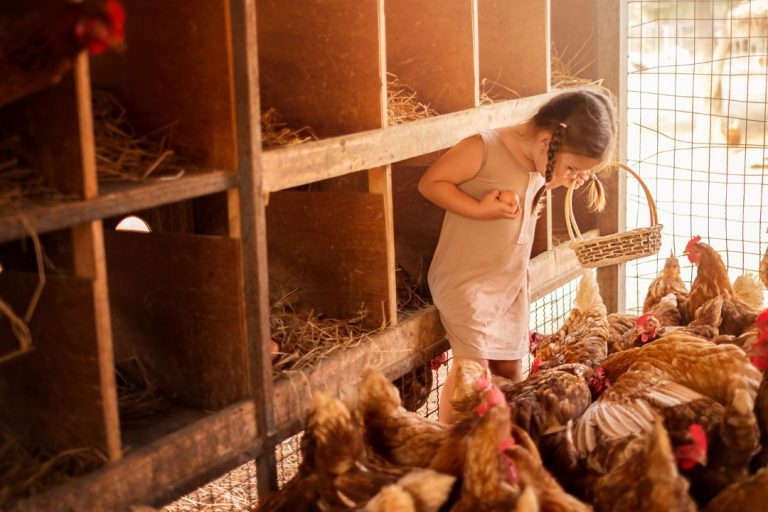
[591,418,697,512]
[450,360,592,461]
[749,310,768,470]
[607,312,636,341]
[732,272,765,310]
[619,295,724,351]
[451,398,589,512]
[608,293,683,354]
[761,243,768,289]
[596,334,762,406]
[643,250,689,313]
[536,270,609,370]
[0,0,125,109]
[358,367,450,468]
[682,236,760,335]
[703,467,768,512]
[361,469,456,512]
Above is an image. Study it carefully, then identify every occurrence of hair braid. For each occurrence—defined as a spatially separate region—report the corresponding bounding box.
[531,124,567,213]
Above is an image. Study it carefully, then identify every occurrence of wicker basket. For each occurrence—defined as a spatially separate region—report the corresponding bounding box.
[565,162,662,268]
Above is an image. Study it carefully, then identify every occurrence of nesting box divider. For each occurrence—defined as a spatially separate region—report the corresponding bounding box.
[103,229,249,448]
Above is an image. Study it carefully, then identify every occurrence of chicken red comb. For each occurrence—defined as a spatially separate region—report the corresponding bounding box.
[636,312,655,328]
[529,357,542,375]
[485,385,505,408]
[685,235,702,252]
[105,0,126,39]
[689,423,707,450]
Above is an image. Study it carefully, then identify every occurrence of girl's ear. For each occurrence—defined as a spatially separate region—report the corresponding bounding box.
[538,131,552,150]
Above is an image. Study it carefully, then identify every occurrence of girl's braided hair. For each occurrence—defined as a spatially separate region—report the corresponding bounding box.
[529,89,617,213]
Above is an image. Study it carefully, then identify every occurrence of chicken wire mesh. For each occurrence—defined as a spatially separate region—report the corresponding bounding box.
[626,0,768,311]
[160,278,580,511]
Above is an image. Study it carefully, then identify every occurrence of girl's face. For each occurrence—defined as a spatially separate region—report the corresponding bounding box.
[543,152,602,190]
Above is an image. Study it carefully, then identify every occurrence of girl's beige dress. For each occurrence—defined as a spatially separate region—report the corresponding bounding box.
[428,129,544,360]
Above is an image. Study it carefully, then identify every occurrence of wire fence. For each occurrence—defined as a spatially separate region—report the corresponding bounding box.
[626,0,768,311]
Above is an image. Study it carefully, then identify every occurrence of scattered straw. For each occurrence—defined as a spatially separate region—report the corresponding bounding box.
[396,265,431,313]
[92,91,186,182]
[479,78,519,105]
[116,356,170,424]
[261,108,319,148]
[551,41,599,89]
[0,423,106,505]
[270,293,380,377]
[387,73,438,125]
[0,216,46,365]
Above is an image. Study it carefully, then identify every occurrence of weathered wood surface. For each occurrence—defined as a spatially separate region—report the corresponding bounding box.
[0,170,236,244]
[386,0,477,113]
[105,230,249,410]
[0,272,112,455]
[262,91,562,192]
[267,190,391,329]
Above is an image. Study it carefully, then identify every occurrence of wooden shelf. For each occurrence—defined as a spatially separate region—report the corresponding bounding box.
[261,92,559,192]
[0,170,236,244]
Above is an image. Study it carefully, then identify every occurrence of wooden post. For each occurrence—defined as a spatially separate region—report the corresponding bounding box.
[229,0,279,495]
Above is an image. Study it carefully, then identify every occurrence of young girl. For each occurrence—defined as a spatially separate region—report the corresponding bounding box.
[418,89,617,423]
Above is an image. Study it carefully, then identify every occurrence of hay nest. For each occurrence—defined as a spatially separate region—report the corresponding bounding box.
[271,293,381,377]
[116,356,170,424]
[396,265,431,313]
[0,423,106,504]
[92,91,186,182]
[261,108,319,148]
[387,73,439,125]
[479,78,519,105]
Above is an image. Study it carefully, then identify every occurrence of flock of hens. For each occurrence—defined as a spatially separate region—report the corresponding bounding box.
[259,236,768,512]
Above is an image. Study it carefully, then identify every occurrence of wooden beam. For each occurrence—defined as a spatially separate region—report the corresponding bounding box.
[0,170,236,244]
[229,0,279,495]
[262,91,562,192]
[368,167,398,326]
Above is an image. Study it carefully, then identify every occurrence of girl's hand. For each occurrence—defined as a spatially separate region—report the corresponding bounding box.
[477,190,521,220]
[567,169,592,189]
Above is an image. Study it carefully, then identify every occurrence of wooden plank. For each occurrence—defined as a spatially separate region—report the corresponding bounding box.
[478,0,550,98]
[12,401,259,512]
[272,306,445,433]
[0,170,236,244]
[257,0,382,136]
[0,273,111,455]
[90,0,236,169]
[267,191,390,329]
[105,231,249,410]
[368,166,398,326]
[231,0,280,494]
[385,0,476,113]
[262,91,563,192]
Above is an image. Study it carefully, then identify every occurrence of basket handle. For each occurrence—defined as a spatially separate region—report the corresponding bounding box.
[565,162,658,241]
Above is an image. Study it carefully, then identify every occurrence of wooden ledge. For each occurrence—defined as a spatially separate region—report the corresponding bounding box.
[262,91,562,192]
[0,169,235,244]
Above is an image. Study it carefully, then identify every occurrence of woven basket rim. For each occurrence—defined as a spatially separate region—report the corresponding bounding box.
[570,224,663,249]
